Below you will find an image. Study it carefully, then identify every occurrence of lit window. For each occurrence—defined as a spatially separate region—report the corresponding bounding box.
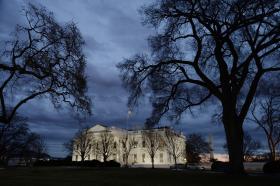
[113,154,117,160]
[133,141,138,148]
[134,154,137,162]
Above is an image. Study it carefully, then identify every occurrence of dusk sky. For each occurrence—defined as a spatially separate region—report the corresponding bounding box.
[0,0,264,157]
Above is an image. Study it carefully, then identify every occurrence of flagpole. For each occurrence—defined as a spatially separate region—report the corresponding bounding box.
[126,108,132,130]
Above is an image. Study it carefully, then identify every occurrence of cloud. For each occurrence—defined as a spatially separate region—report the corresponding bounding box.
[0,0,269,157]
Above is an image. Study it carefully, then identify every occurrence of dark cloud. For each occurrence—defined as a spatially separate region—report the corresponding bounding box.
[0,0,269,157]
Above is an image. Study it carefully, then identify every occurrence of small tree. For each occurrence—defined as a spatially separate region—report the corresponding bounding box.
[243,132,261,161]
[71,127,94,162]
[21,133,47,166]
[0,116,29,164]
[0,115,46,166]
[98,129,115,162]
[164,129,184,169]
[224,131,261,161]
[185,133,210,163]
[142,130,163,168]
[120,133,136,167]
[251,95,280,161]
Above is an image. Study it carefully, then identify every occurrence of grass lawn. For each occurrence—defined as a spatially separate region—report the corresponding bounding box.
[0,167,279,186]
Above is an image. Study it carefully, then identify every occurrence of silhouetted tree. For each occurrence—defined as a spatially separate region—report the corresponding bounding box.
[97,129,115,162]
[21,132,47,166]
[120,133,136,167]
[0,116,29,164]
[71,126,94,162]
[243,133,261,161]
[0,115,46,165]
[185,133,210,163]
[118,0,280,173]
[251,95,280,161]
[164,128,185,169]
[0,3,91,125]
[142,130,164,168]
[223,131,261,161]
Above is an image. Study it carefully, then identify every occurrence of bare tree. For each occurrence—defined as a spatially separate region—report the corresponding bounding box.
[120,133,136,167]
[224,131,261,161]
[98,129,115,162]
[118,0,280,173]
[251,95,280,161]
[164,129,184,169]
[142,130,164,168]
[243,132,261,161]
[21,133,47,166]
[0,115,29,163]
[0,115,46,166]
[185,133,211,163]
[0,3,91,125]
[71,127,94,162]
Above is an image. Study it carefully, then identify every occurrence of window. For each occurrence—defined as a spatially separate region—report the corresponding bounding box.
[88,155,90,160]
[168,153,172,163]
[142,140,145,148]
[142,153,145,163]
[113,154,117,160]
[133,141,138,148]
[114,142,117,149]
[134,154,137,162]
[159,141,165,149]
[160,153,163,163]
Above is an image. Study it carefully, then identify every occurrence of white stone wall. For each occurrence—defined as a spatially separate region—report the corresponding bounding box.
[72,124,186,167]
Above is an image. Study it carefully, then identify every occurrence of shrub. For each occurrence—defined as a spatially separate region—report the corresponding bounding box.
[34,160,72,167]
[77,160,102,167]
[263,161,280,174]
[211,161,230,173]
[33,159,121,168]
[0,160,6,167]
[103,160,121,167]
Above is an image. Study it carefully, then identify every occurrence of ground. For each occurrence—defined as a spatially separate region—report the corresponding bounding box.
[0,167,279,186]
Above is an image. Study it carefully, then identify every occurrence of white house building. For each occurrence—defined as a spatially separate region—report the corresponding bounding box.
[72,124,186,168]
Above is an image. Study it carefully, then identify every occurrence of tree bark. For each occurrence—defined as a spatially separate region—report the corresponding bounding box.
[103,154,107,162]
[151,157,154,169]
[223,109,245,174]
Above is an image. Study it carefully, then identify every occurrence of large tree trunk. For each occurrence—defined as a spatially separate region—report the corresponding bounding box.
[223,110,245,174]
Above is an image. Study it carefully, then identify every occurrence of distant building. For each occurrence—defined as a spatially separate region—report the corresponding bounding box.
[72,124,186,167]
